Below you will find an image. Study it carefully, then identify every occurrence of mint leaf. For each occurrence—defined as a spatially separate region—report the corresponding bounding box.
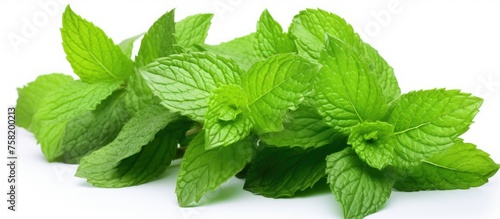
[289,8,359,60]
[61,6,133,83]
[394,142,499,191]
[326,147,393,219]
[124,70,158,115]
[244,144,342,198]
[259,105,339,148]
[32,80,121,161]
[362,43,400,103]
[118,34,142,59]
[197,33,260,70]
[386,89,483,167]
[16,73,74,132]
[348,121,395,170]
[176,13,213,49]
[289,8,400,102]
[125,10,176,114]
[241,54,319,133]
[141,52,244,121]
[176,131,254,206]
[255,9,296,58]
[75,105,187,187]
[315,35,387,134]
[135,9,176,68]
[61,90,130,163]
[204,85,253,149]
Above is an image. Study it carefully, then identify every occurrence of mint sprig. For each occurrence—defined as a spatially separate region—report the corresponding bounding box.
[15,6,498,219]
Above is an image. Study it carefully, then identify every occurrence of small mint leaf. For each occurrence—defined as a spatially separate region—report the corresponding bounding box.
[394,142,499,191]
[141,52,243,122]
[362,43,400,103]
[315,35,387,134]
[118,34,142,59]
[255,9,297,58]
[32,80,122,161]
[289,8,400,102]
[176,13,213,49]
[135,9,176,68]
[16,73,74,132]
[125,10,176,115]
[244,143,343,198]
[289,8,359,60]
[387,89,483,167]
[61,90,130,163]
[176,131,254,206]
[61,6,133,83]
[204,85,253,149]
[348,121,395,170]
[326,147,393,219]
[75,105,188,187]
[242,54,319,133]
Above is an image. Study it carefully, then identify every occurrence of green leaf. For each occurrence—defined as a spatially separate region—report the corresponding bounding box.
[386,89,483,167]
[362,43,400,103]
[289,8,359,60]
[61,6,133,83]
[348,121,395,170]
[315,35,387,134]
[75,105,187,187]
[244,144,342,198]
[124,70,158,115]
[197,33,260,70]
[394,142,499,191]
[176,131,254,206]
[241,54,319,133]
[118,34,142,59]
[141,52,244,122]
[60,90,130,164]
[125,10,177,115]
[255,9,296,58]
[326,147,393,219]
[16,73,74,132]
[289,8,400,102]
[135,9,176,68]
[204,85,253,149]
[176,13,213,49]
[259,105,338,148]
[32,80,121,161]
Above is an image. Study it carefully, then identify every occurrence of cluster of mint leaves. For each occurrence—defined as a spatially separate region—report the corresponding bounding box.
[16,6,499,219]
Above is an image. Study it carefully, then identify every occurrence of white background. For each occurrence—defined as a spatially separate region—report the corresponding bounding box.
[1,0,500,218]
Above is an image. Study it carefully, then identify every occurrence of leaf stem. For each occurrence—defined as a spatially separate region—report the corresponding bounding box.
[186,124,202,137]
